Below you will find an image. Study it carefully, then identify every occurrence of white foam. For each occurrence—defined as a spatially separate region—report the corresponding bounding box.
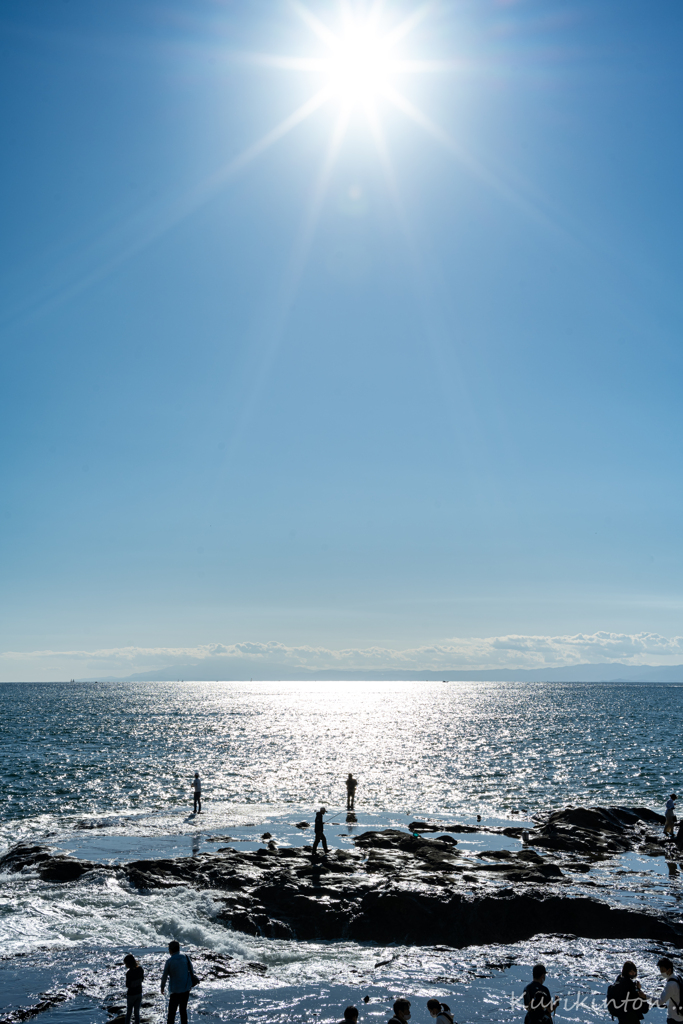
[0,870,254,958]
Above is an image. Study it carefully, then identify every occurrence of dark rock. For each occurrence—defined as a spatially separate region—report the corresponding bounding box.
[442,824,483,834]
[517,850,545,863]
[347,888,680,947]
[0,991,68,1024]
[188,949,266,977]
[527,804,666,858]
[5,805,680,951]
[416,847,462,872]
[0,845,52,873]
[38,857,96,882]
[547,807,627,833]
[630,806,666,825]
[409,821,488,835]
[295,821,310,829]
[538,863,564,878]
[355,829,411,849]
[126,867,184,890]
[532,834,593,855]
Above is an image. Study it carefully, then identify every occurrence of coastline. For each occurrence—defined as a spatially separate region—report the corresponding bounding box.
[2,803,683,1024]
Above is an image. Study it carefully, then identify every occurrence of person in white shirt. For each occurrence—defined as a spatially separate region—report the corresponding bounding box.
[192,773,201,814]
[665,795,677,838]
[161,940,195,1024]
[427,999,455,1024]
[657,956,683,1024]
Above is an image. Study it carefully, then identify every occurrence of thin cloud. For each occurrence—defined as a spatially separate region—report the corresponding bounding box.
[3,632,683,680]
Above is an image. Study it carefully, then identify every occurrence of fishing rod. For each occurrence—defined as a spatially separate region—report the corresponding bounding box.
[321,807,347,824]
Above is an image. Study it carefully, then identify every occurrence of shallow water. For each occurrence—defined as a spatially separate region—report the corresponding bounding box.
[1,680,682,1022]
[0,934,675,1024]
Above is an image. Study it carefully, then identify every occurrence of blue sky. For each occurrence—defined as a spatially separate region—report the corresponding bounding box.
[1,0,682,680]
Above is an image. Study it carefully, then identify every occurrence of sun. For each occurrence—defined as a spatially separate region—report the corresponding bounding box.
[197,3,457,217]
[290,2,425,112]
[322,23,394,106]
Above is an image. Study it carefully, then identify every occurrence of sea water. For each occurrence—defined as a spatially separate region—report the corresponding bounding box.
[1,680,681,1023]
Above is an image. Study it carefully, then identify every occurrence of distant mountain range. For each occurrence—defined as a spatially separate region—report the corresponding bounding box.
[84,662,683,683]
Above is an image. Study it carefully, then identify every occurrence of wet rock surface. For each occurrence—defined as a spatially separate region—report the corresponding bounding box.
[2,805,680,950]
[0,989,72,1024]
[530,806,667,857]
[0,949,265,1024]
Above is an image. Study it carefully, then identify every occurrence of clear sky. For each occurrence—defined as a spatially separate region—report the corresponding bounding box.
[1,0,682,680]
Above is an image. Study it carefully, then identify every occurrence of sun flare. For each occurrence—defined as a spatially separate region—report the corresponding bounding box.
[220,3,457,226]
[322,24,394,106]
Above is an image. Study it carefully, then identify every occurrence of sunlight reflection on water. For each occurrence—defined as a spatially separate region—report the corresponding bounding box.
[1,680,681,1021]
[0,679,678,827]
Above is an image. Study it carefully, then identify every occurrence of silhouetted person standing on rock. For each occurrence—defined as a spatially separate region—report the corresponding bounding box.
[427,999,455,1024]
[657,956,683,1024]
[161,941,194,1024]
[388,999,411,1024]
[523,964,559,1024]
[607,961,648,1024]
[346,774,358,810]
[665,795,677,838]
[123,954,144,1024]
[340,1007,359,1024]
[192,773,201,814]
[312,806,328,857]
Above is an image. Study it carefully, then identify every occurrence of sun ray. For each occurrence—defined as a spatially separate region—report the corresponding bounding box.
[383,2,434,49]
[365,104,500,503]
[3,0,578,352]
[366,104,486,450]
[362,0,386,33]
[285,1,572,252]
[291,1,339,48]
[206,88,330,185]
[240,53,329,72]
[241,50,455,76]
[222,107,351,462]
[383,85,563,238]
[0,90,331,335]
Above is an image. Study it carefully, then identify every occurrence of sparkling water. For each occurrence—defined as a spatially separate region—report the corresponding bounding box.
[1,680,680,1024]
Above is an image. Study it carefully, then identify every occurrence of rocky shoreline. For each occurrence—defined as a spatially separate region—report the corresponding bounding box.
[0,949,265,1024]
[3,805,681,950]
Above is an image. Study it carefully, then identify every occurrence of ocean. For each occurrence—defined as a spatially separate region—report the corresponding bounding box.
[1,679,681,1024]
